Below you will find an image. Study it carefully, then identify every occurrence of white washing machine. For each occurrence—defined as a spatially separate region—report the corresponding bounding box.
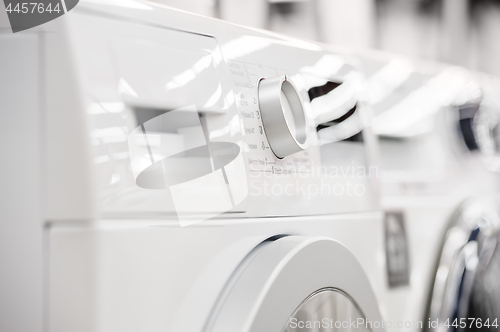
[0,1,388,332]
[353,52,500,332]
[424,74,500,332]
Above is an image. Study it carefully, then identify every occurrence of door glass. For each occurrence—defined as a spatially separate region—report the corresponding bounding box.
[282,288,370,332]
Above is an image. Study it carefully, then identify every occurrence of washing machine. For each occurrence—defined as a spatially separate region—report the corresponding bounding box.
[424,74,500,332]
[353,52,500,332]
[0,1,388,332]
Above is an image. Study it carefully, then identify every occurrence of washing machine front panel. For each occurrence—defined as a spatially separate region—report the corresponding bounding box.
[48,212,385,332]
[44,0,379,222]
[34,3,387,332]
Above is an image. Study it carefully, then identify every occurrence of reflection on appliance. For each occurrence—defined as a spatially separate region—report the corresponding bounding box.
[306,77,364,144]
[308,81,342,102]
[457,104,480,152]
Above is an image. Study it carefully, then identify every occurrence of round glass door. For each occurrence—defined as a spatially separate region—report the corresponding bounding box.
[282,288,370,332]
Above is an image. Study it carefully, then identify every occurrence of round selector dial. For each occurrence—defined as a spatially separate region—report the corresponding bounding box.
[258,75,309,159]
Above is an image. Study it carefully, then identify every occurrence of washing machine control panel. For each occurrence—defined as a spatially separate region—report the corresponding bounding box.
[257,75,309,159]
[52,6,379,220]
[226,60,316,179]
[215,54,377,216]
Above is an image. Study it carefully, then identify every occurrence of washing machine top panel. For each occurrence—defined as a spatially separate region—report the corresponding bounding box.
[43,0,380,221]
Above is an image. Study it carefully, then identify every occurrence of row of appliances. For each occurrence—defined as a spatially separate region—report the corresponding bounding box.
[1,0,500,331]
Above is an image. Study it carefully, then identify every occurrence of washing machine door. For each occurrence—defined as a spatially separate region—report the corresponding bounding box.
[427,197,500,332]
[206,236,384,332]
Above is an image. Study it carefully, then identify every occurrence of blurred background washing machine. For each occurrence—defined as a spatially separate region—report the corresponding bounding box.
[424,73,500,332]
[0,1,389,332]
[353,49,500,332]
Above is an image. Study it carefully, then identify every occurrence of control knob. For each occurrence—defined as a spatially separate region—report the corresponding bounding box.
[258,75,309,159]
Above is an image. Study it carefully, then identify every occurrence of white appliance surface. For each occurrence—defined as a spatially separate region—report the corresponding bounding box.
[21,1,388,332]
